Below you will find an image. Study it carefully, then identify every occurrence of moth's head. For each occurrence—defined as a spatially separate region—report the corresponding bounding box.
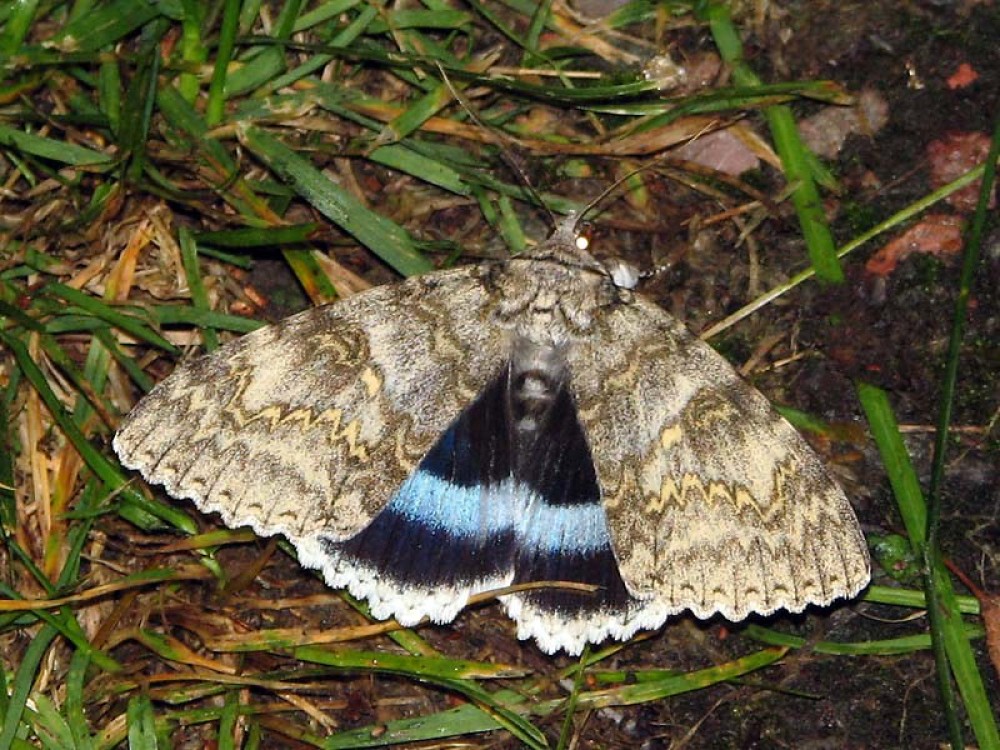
[548,211,640,293]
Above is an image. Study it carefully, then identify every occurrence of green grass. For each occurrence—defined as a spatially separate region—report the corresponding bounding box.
[1,1,997,748]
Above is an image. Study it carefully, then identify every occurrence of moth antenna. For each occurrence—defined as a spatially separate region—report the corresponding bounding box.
[638,262,672,280]
[435,62,559,231]
[574,118,724,231]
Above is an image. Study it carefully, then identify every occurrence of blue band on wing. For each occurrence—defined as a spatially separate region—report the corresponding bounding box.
[331,346,636,619]
[513,494,632,615]
[328,370,517,588]
[517,501,611,554]
[393,470,516,538]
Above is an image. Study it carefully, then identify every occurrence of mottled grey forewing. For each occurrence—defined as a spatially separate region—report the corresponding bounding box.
[569,295,870,621]
[114,266,509,546]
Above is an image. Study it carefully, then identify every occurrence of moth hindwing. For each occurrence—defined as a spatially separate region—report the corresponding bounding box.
[114,213,870,655]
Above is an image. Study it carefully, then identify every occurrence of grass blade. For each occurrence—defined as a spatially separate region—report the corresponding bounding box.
[0,0,39,57]
[206,0,241,126]
[294,646,546,748]
[126,693,159,750]
[240,126,432,277]
[48,0,161,51]
[178,229,219,351]
[0,124,111,166]
[44,284,178,355]
[858,382,1000,749]
[702,1,843,284]
[0,624,58,750]
[925,112,1000,750]
[0,330,196,533]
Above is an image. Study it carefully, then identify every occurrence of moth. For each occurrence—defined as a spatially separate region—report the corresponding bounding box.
[114,211,870,655]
